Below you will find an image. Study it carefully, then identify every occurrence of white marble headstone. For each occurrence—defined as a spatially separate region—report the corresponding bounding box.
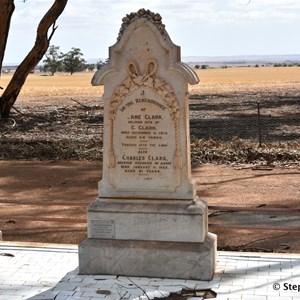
[79,9,216,281]
[92,9,199,200]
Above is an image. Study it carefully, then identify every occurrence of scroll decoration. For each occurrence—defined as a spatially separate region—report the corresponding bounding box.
[109,59,182,169]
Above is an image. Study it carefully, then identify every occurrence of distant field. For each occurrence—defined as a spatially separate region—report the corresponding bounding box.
[195,66,300,83]
[192,66,300,94]
[0,72,101,97]
[0,66,299,98]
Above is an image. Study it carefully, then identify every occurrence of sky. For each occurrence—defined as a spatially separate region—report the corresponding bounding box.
[3,0,300,64]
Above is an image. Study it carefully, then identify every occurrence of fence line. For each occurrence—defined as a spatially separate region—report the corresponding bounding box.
[189,98,300,144]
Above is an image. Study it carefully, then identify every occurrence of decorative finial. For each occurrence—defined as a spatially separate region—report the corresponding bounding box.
[117,9,167,41]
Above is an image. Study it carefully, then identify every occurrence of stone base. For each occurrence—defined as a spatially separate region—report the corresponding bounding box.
[78,233,216,280]
[87,197,208,243]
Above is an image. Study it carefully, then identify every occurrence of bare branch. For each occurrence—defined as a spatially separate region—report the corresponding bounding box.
[48,21,58,42]
[126,277,150,300]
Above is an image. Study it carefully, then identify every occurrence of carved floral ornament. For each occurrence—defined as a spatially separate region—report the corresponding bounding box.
[109,59,182,170]
[118,8,168,41]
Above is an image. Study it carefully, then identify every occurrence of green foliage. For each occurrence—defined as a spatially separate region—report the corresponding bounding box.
[43,45,63,75]
[85,63,96,71]
[96,58,109,70]
[273,62,300,67]
[194,64,209,70]
[62,47,86,75]
[43,45,87,75]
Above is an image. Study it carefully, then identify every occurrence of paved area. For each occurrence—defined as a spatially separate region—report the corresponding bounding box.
[0,242,299,300]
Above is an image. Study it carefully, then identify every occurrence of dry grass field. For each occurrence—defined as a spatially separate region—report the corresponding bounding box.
[1,66,300,251]
[193,66,300,95]
[1,66,299,98]
[1,72,101,100]
[196,66,300,83]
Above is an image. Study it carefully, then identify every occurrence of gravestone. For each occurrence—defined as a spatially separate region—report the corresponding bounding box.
[79,9,216,280]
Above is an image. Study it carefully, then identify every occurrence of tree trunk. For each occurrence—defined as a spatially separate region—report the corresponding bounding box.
[0,0,68,118]
[0,0,15,75]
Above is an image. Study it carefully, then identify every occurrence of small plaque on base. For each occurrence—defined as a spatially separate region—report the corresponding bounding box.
[90,219,115,239]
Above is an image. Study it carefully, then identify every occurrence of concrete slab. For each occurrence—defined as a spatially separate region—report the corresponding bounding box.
[78,233,216,280]
[1,241,299,300]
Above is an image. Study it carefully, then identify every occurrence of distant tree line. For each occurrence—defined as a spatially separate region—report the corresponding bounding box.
[273,62,300,67]
[194,64,209,70]
[43,45,108,75]
[193,62,300,70]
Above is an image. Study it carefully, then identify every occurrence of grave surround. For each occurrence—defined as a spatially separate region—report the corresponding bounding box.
[79,8,216,280]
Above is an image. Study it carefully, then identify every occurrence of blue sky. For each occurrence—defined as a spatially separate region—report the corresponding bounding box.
[3,0,300,64]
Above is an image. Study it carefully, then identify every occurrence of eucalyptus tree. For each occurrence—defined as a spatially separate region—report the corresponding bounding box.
[0,0,68,118]
[43,45,64,75]
[62,47,86,75]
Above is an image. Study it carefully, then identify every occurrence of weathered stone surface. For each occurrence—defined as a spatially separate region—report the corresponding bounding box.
[79,233,217,281]
[92,9,198,200]
[79,9,216,280]
[87,197,208,243]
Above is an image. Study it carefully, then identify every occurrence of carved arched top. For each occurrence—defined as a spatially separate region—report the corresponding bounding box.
[118,9,169,42]
[92,8,199,87]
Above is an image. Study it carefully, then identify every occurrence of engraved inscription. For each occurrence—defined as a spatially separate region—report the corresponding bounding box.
[112,88,179,191]
[90,219,115,239]
[109,59,181,192]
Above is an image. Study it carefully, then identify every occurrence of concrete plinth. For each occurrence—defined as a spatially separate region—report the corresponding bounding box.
[78,232,216,280]
[79,197,217,280]
[87,197,208,243]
